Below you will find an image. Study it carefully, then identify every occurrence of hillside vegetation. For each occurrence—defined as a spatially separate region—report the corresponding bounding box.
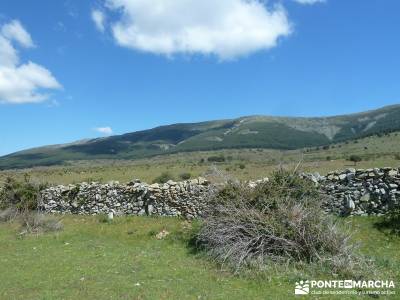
[1,104,400,169]
[1,130,400,186]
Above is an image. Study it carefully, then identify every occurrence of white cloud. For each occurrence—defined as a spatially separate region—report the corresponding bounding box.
[0,62,61,104]
[91,9,106,32]
[293,0,325,5]
[100,0,292,60]
[94,127,113,135]
[0,35,19,67]
[1,20,35,48]
[0,20,62,104]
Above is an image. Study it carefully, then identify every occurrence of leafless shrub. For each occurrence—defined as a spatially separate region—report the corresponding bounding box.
[19,212,63,234]
[203,165,239,186]
[0,207,19,223]
[196,170,369,277]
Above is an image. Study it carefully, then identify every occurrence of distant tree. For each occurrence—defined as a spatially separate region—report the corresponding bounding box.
[179,172,191,180]
[207,155,225,163]
[153,172,174,184]
[349,155,362,166]
[322,145,330,150]
[326,156,332,161]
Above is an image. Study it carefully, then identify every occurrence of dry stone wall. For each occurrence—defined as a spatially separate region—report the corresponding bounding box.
[39,168,400,218]
[40,178,210,219]
[304,167,400,216]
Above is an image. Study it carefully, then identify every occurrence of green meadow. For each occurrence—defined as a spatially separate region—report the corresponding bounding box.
[0,216,399,299]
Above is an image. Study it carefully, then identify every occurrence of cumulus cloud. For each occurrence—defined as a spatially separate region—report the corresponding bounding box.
[94,127,113,135]
[1,20,35,48]
[91,9,106,32]
[99,0,292,60]
[0,20,62,104]
[293,0,325,5]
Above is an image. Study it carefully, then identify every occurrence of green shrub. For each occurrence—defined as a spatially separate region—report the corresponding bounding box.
[376,203,400,236]
[250,170,319,207]
[207,155,225,163]
[0,177,45,211]
[152,172,175,184]
[348,155,362,166]
[386,206,400,235]
[196,170,367,277]
[394,154,400,160]
[238,164,246,169]
[179,172,192,180]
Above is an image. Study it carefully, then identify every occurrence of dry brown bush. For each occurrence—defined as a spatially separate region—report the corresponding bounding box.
[196,170,369,278]
[0,207,18,223]
[19,213,63,234]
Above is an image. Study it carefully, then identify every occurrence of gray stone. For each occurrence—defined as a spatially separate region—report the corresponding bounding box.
[38,169,400,218]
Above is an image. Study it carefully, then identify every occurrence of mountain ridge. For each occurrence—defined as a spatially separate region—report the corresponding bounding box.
[2,104,400,170]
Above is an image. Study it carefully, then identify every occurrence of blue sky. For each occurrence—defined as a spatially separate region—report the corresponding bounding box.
[0,0,399,155]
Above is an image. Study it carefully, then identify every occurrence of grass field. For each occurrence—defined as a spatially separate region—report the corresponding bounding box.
[0,216,399,299]
[1,132,400,186]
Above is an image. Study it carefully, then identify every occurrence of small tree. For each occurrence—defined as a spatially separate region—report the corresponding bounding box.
[179,172,192,180]
[349,155,362,166]
[152,172,174,184]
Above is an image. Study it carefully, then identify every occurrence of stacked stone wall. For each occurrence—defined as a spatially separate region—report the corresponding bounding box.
[39,168,400,217]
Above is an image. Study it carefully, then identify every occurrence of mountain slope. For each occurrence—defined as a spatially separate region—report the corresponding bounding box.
[1,104,400,169]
